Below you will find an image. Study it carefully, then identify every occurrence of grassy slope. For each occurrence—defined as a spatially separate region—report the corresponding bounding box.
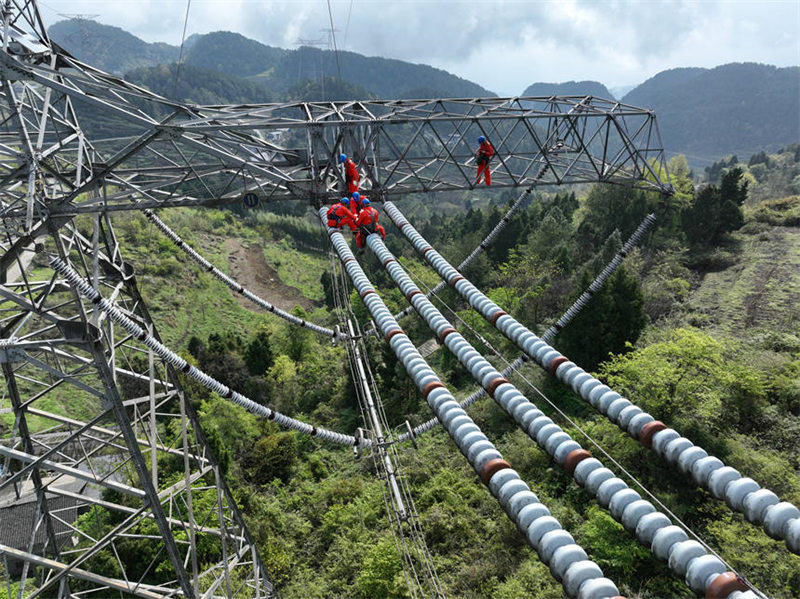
[115,207,330,347]
[685,225,800,336]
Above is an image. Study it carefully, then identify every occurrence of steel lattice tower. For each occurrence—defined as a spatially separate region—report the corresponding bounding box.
[0,1,673,597]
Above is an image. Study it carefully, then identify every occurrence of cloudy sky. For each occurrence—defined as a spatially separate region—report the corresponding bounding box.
[37,0,799,95]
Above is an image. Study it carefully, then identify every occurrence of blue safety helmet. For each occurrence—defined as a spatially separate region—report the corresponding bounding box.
[361,198,370,207]
[339,153,347,163]
[477,136,486,143]
[352,192,360,201]
[340,197,350,206]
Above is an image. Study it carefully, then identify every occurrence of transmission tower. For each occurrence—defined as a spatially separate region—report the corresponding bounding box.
[0,3,273,597]
[0,0,681,597]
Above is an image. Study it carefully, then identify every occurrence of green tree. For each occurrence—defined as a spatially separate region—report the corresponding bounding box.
[556,267,647,370]
[244,330,274,376]
[354,538,405,598]
[243,432,297,484]
[268,354,300,413]
[580,184,652,244]
[683,167,748,247]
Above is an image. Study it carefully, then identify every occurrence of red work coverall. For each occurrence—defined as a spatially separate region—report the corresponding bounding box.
[350,195,365,215]
[344,158,360,193]
[355,206,386,248]
[327,203,356,231]
[476,140,495,186]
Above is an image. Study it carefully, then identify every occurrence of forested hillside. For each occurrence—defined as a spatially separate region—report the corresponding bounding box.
[48,20,492,100]
[183,32,492,98]
[125,63,276,105]
[51,19,799,165]
[48,19,178,73]
[622,63,800,164]
[63,145,800,598]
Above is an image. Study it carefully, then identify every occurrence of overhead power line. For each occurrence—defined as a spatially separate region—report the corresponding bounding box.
[173,0,192,99]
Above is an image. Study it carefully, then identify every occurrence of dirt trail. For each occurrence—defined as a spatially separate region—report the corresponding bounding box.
[224,239,316,313]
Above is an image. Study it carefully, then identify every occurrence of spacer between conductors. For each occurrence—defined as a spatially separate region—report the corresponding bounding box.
[480,458,511,485]
[486,377,509,398]
[489,310,507,326]
[449,276,464,287]
[422,381,445,399]
[382,257,396,267]
[406,290,422,302]
[639,420,667,448]
[385,329,403,343]
[704,572,748,598]
[564,449,592,476]
[359,289,376,300]
[438,327,457,342]
[547,355,568,375]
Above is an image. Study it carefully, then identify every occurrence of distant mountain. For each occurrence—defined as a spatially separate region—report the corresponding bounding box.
[48,21,799,165]
[125,63,275,105]
[49,19,178,74]
[182,32,492,99]
[609,84,637,99]
[521,80,613,98]
[622,63,800,164]
[48,21,493,100]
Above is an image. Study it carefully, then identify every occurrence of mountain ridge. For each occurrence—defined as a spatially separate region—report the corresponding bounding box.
[48,20,493,99]
[621,62,800,163]
[521,80,613,99]
[48,19,799,164]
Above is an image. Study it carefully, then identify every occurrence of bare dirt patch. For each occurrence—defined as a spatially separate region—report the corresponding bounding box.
[224,239,316,313]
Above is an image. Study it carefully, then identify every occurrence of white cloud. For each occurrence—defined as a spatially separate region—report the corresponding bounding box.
[38,0,800,94]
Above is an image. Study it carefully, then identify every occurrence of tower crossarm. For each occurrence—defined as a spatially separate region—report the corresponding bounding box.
[0,6,673,231]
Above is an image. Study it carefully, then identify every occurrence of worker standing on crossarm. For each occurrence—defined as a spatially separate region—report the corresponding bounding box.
[340,153,360,194]
[475,136,494,186]
[354,198,385,253]
[327,197,357,231]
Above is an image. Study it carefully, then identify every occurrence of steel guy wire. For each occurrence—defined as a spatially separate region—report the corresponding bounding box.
[172,0,192,99]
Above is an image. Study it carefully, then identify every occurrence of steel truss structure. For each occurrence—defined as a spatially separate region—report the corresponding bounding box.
[0,1,673,597]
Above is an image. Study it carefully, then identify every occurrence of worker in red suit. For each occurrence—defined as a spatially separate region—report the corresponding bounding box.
[475,136,494,186]
[339,153,360,194]
[350,191,364,215]
[326,197,356,231]
[354,198,385,253]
